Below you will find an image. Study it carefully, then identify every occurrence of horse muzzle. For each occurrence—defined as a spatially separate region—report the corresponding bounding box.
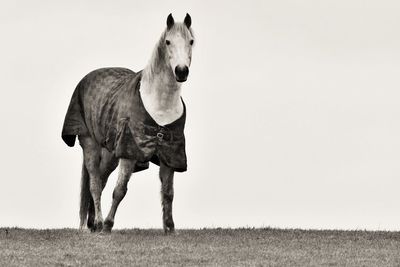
[175,66,189,82]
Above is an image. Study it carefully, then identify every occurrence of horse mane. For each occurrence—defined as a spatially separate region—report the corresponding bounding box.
[142,23,194,82]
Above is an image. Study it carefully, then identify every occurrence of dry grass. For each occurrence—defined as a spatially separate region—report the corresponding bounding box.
[0,228,399,266]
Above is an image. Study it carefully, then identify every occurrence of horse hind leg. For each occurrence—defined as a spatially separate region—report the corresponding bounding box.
[80,154,96,231]
[86,197,95,231]
[86,148,118,231]
[79,162,91,230]
[79,135,104,232]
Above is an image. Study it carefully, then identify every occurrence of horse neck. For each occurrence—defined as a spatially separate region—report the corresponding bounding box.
[141,61,182,111]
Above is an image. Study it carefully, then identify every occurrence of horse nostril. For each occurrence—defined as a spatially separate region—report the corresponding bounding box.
[175,66,189,78]
[183,66,189,76]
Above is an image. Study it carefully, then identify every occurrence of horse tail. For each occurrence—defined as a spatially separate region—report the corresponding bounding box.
[79,162,90,229]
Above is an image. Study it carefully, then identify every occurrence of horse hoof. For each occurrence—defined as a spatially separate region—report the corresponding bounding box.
[163,218,175,234]
[164,226,175,235]
[103,220,114,233]
[92,221,103,232]
[87,221,95,232]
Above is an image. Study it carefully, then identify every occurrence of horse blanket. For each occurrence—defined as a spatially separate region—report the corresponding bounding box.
[61,68,187,173]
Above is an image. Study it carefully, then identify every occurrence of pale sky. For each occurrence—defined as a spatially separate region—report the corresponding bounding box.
[1,0,399,230]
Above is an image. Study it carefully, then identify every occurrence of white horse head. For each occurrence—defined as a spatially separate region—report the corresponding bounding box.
[144,13,195,83]
[164,13,194,82]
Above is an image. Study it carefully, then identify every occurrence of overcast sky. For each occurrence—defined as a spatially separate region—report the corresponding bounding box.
[1,0,399,230]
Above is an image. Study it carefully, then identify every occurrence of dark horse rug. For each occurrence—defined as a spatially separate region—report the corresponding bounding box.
[61,68,187,173]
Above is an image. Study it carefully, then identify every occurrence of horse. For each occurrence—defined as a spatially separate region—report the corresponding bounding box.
[61,13,195,234]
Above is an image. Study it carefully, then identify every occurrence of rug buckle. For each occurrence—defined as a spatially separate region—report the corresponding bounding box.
[157,132,164,141]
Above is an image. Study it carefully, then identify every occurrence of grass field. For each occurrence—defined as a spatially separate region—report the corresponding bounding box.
[0,228,399,266]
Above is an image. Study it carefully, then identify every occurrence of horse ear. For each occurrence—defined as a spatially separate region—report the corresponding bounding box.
[184,13,191,28]
[167,13,174,29]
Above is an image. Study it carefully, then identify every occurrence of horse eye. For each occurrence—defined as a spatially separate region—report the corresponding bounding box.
[166,40,171,45]
[190,40,194,45]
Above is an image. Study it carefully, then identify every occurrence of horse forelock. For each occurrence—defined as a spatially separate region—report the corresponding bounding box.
[167,23,194,41]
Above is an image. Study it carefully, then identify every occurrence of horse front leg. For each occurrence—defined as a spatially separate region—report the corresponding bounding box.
[103,159,136,233]
[160,163,175,234]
